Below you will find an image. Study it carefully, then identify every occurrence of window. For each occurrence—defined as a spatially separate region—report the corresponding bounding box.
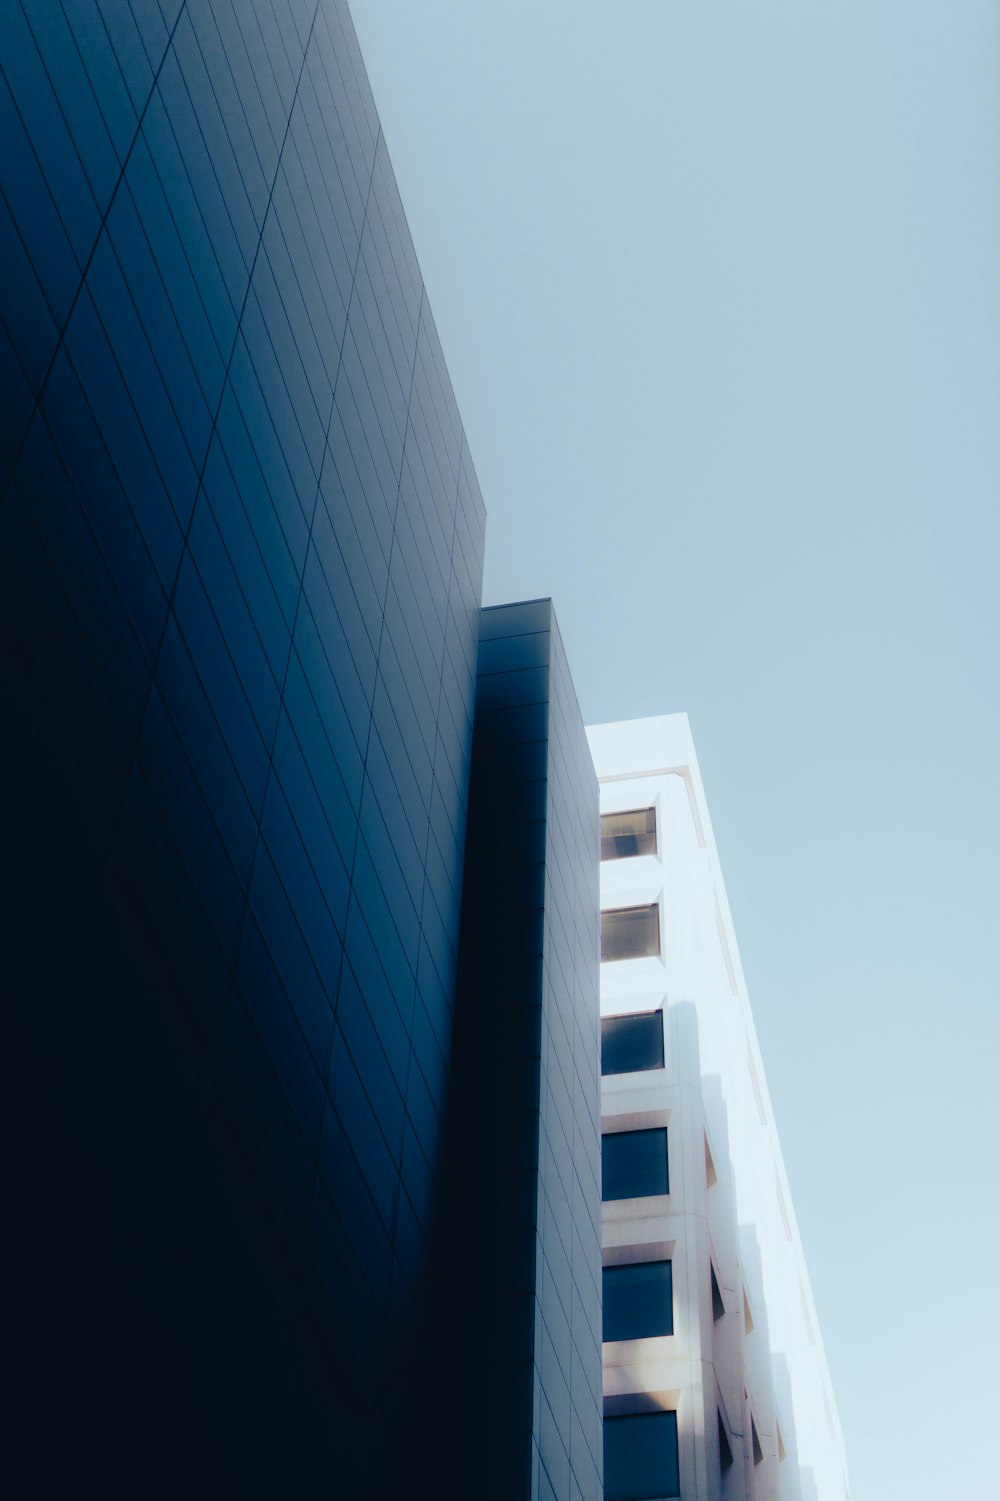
[601,807,656,860]
[603,1260,673,1341]
[751,1415,764,1466]
[601,904,661,962]
[602,1128,669,1201]
[604,1411,679,1501]
[711,1263,725,1321]
[718,1411,734,1472]
[601,1011,664,1076]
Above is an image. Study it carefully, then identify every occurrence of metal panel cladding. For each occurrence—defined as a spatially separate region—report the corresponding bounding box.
[1,1,485,1489]
[430,600,603,1501]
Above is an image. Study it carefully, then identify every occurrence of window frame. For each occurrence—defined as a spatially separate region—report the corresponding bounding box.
[601,1126,670,1202]
[600,805,657,861]
[604,1408,680,1501]
[600,1009,665,1076]
[600,902,662,963]
[602,1257,674,1342]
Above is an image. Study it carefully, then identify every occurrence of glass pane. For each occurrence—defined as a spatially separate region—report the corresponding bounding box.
[604,1410,680,1501]
[601,904,660,962]
[600,807,656,860]
[602,1128,669,1201]
[601,1012,664,1075]
[603,1260,673,1341]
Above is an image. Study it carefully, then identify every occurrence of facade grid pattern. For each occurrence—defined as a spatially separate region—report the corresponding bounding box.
[3,1,485,1486]
[437,599,603,1501]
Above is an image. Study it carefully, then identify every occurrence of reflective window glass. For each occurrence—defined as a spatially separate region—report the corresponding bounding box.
[603,1260,673,1341]
[601,807,656,860]
[601,1011,664,1075]
[602,1128,669,1201]
[604,1410,680,1501]
[601,904,660,962]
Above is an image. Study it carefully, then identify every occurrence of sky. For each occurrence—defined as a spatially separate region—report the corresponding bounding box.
[348,3,999,1496]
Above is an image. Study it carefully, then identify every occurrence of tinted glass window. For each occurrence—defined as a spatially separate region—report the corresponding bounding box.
[601,806,656,860]
[604,1410,680,1501]
[601,1012,664,1075]
[711,1264,725,1321]
[601,904,660,962]
[603,1260,673,1341]
[602,1128,669,1201]
[718,1411,734,1471]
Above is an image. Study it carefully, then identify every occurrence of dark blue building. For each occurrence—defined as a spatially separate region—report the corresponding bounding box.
[428,601,603,1501]
[2,4,600,1494]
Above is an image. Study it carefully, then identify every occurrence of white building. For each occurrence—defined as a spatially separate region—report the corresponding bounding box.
[586,714,848,1501]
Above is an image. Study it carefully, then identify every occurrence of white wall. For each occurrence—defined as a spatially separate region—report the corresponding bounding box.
[588,714,848,1501]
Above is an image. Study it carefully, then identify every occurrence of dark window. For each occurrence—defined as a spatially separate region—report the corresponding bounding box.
[601,904,661,962]
[604,1410,680,1501]
[718,1411,734,1471]
[603,1260,673,1341]
[711,1263,725,1321]
[601,807,656,860]
[602,1128,669,1201]
[601,1011,664,1075]
[751,1416,764,1466]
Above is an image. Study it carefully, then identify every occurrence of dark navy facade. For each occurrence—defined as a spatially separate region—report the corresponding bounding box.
[439,602,603,1501]
[3,0,483,1487]
[2,4,604,1496]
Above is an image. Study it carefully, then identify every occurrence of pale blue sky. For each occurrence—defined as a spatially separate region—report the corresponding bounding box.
[349,3,999,1495]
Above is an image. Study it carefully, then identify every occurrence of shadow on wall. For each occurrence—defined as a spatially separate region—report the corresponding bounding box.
[388,602,603,1501]
[738,1225,814,1501]
[771,1352,819,1501]
[694,1032,816,1501]
[4,560,399,1494]
[696,1063,754,1501]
